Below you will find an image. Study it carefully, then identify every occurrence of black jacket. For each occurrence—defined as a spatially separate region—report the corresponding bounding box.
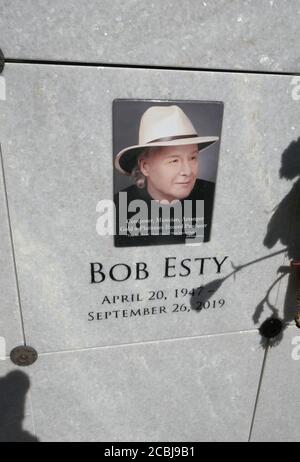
[114,178,215,247]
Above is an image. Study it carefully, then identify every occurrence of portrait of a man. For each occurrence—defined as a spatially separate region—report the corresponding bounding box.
[113,100,223,247]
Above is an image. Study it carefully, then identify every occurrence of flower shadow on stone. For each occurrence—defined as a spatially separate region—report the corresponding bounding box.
[190,137,300,348]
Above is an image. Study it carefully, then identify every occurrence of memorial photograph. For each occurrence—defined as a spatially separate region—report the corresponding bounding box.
[113,99,224,247]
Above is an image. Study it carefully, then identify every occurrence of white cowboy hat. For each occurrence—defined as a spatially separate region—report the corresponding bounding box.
[114,104,219,175]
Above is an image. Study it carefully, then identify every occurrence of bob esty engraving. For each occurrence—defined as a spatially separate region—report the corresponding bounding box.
[90,256,229,284]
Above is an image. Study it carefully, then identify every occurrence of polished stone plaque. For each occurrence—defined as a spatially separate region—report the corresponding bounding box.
[0,64,296,356]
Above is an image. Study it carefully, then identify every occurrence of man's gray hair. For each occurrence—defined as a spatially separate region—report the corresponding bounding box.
[131,147,152,188]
